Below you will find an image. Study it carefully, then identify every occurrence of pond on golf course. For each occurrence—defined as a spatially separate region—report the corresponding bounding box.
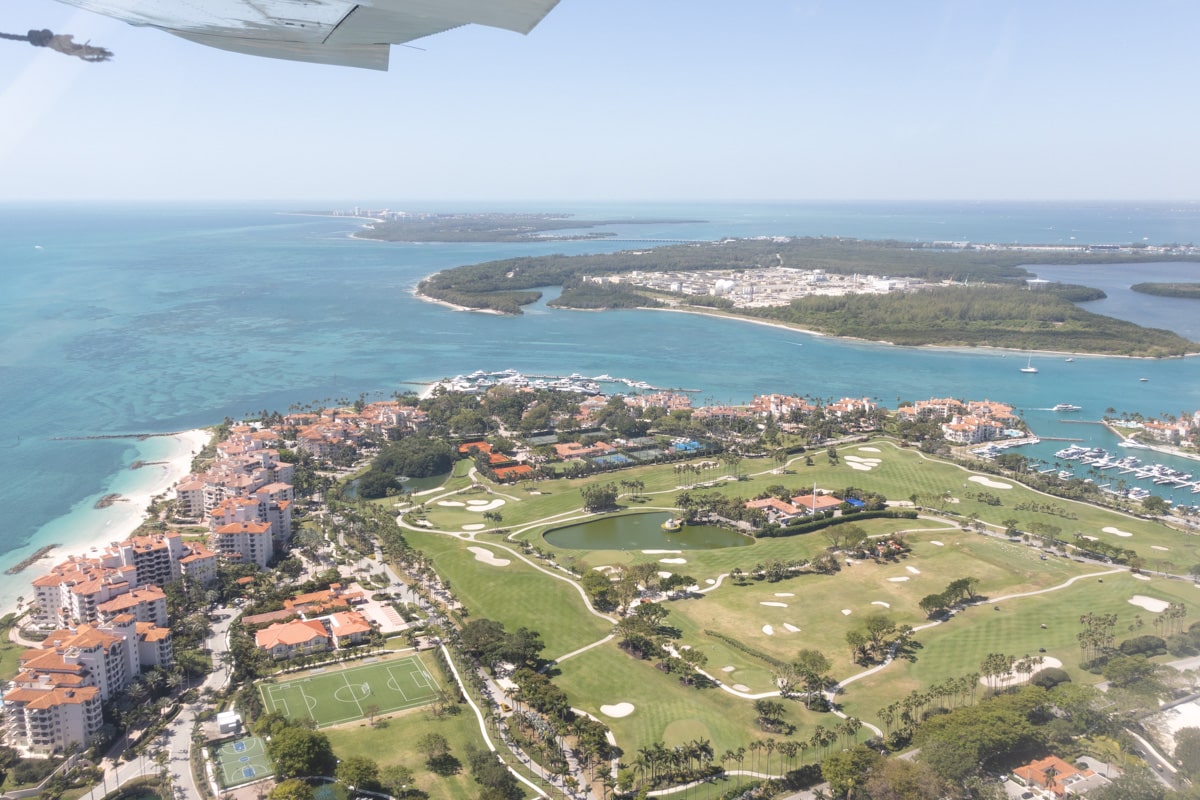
[543,512,752,551]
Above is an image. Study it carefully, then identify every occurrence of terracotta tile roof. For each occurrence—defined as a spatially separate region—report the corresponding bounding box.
[255,619,329,650]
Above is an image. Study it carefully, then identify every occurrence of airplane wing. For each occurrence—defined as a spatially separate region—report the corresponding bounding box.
[48,0,562,70]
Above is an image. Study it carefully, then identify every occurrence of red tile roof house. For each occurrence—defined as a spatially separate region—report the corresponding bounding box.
[254,619,331,660]
[1012,755,1110,797]
[744,497,805,524]
[789,493,844,514]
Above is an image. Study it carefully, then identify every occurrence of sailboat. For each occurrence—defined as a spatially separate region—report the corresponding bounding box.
[1020,354,1038,374]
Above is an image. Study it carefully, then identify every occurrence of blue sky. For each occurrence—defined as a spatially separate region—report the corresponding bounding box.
[2,0,1198,203]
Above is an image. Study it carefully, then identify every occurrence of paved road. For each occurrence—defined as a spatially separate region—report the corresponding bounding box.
[81,604,237,800]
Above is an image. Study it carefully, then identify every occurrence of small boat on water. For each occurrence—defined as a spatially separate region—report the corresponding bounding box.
[1052,403,1082,412]
[661,517,683,532]
[1139,377,1149,382]
[1020,354,1038,374]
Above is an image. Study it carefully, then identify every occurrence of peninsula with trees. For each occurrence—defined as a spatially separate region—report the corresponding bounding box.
[417,236,1200,356]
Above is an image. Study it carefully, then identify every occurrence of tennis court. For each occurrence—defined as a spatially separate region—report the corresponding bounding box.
[213,736,273,788]
[259,655,440,728]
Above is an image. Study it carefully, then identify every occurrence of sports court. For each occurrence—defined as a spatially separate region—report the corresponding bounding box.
[259,655,440,727]
[213,736,273,788]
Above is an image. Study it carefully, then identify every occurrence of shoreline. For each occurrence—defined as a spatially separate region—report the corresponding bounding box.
[0,428,212,619]
[410,283,1199,359]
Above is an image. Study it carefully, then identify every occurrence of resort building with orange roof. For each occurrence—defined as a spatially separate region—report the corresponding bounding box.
[254,619,331,660]
[1011,754,1109,797]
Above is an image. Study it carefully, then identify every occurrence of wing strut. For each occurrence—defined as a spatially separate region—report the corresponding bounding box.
[0,28,113,61]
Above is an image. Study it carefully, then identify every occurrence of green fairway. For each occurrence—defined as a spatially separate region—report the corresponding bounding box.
[261,655,440,727]
[212,736,273,788]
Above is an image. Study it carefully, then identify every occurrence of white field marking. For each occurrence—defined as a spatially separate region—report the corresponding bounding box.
[774,592,795,597]
[1130,595,1169,612]
[906,566,921,575]
[888,576,910,582]
[872,601,891,608]
[783,623,800,632]
[930,540,944,546]
[1152,545,1170,551]
[841,609,853,615]
[760,601,788,607]
[968,475,1013,489]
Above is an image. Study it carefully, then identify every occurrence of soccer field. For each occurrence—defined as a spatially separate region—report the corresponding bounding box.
[260,655,441,727]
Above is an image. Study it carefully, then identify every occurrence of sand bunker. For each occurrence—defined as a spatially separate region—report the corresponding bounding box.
[844,455,882,472]
[857,447,881,453]
[783,623,800,632]
[1133,573,1151,582]
[1153,545,1170,551]
[467,546,510,567]
[1081,535,1098,541]
[660,557,687,564]
[732,684,750,692]
[461,523,485,531]
[774,592,794,597]
[657,571,673,579]
[706,578,716,584]
[600,703,635,718]
[762,625,774,635]
[1130,595,1169,612]
[982,656,1064,688]
[969,475,1013,489]
[887,576,910,582]
[466,499,506,513]
[643,549,681,554]
[437,500,465,507]
[467,499,490,505]
[872,601,891,608]
[415,520,434,527]
[841,609,853,615]
[930,541,944,546]
[722,666,736,673]
[906,566,921,575]
[760,601,788,608]
[1102,526,1133,537]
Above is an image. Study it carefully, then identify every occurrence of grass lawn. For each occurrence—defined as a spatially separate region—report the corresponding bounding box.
[374,437,1200,763]
[325,705,516,800]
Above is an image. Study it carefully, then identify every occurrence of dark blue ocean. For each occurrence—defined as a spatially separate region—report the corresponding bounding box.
[2,201,1199,610]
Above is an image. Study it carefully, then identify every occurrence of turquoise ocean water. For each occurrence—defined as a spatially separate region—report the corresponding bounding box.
[2,201,1200,610]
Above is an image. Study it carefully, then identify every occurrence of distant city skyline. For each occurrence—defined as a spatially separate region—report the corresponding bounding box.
[1,0,1198,203]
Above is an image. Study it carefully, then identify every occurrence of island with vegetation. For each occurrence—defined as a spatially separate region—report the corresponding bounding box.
[417,237,1200,355]
[346,211,701,243]
[1132,282,1200,299]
